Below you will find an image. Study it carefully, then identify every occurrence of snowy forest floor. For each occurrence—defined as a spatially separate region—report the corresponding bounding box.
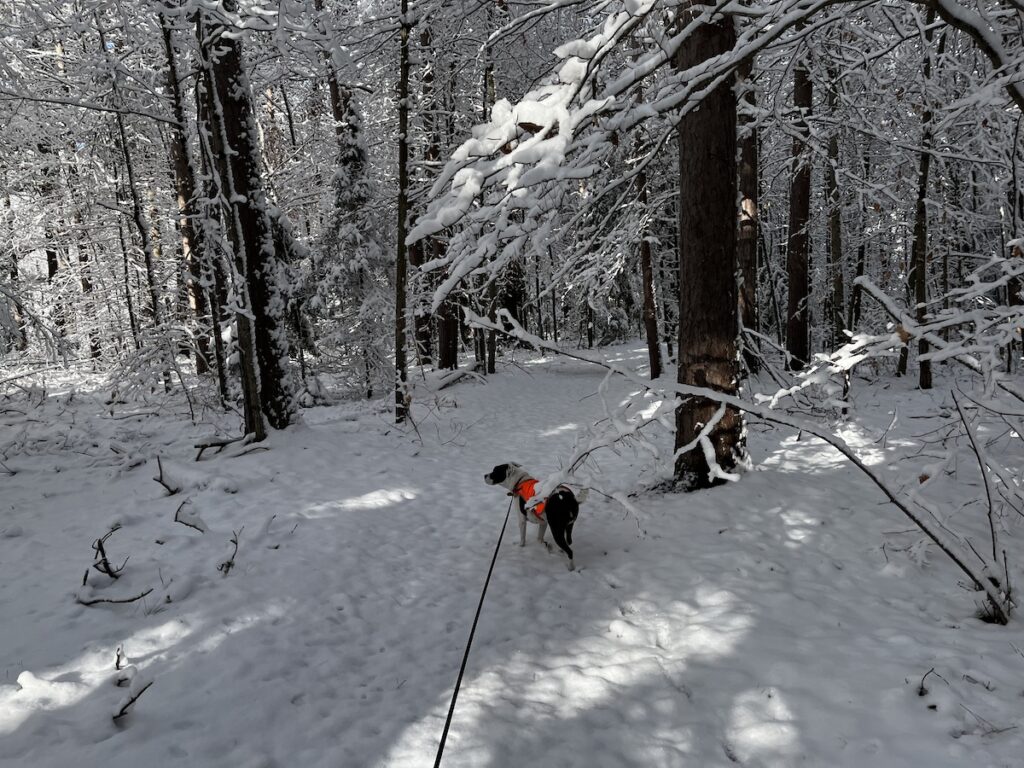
[2,342,1023,768]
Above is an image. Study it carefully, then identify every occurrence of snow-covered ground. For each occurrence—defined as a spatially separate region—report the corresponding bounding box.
[2,343,1022,768]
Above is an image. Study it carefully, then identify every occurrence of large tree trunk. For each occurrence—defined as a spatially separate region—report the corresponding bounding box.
[737,56,759,373]
[785,37,812,370]
[199,4,294,436]
[673,2,744,489]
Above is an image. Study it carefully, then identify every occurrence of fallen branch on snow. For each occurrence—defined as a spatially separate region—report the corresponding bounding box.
[77,588,154,607]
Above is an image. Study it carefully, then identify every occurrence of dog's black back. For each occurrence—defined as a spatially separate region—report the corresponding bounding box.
[531,488,578,561]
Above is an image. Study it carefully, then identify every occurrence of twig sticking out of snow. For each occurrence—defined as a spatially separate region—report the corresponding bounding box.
[153,455,180,495]
[91,524,126,580]
[918,667,936,696]
[217,528,243,576]
[174,499,207,534]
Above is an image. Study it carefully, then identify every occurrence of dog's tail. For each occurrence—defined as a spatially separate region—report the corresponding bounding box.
[576,488,589,505]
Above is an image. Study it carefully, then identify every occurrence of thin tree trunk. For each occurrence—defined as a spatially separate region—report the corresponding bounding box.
[161,8,211,374]
[848,144,870,331]
[737,56,759,373]
[112,163,142,352]
[636,112,662,378]
[549,246,559,344]
[414,25,441,366]
[825,67,846,351]
[674,1,744,489]
[437,235,459,369]
[785,36,812,370]
[2,179,27,351]
[912,14,943,390]
[395,0,411,421]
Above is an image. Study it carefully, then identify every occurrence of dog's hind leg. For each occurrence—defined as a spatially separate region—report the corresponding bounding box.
[548,524,574,570]
[537,520,547,543]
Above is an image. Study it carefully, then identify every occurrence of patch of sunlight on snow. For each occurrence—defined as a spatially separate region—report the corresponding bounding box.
[726,687,800,762]
[381,588,752,767]
[540,422,579,437]
[836,426,886,465]
[779,509,819,542]
[304,488,419,517]
[194,604,286,654]
[636,397,669,420]
[764,439,846,472]
[339,488,418,510]
[0,618,194,735]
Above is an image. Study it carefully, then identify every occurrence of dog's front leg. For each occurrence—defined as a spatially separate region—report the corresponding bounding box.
[518,513,527,547]
[537,520,547,543]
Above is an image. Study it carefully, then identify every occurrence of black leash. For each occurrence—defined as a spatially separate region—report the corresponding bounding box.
[433,495,513,768]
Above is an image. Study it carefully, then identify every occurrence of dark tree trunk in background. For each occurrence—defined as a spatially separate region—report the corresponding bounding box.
[849,146,870,331]
[112,164,141,352]
[2,180,27,351]
[786,36,812,370]
[737,56,759,373]
[673,1,744,490]
[638,178,662,379]
[98,22,164,346]
[161,8,211,375]
[436,238,459,369]
[912,14,943,390]
[825,68,846,351]
[415,25,443,367]
[632,42,662,379]
[394,0,411,420]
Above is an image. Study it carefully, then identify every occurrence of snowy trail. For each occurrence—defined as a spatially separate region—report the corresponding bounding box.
[2,345,1022,767]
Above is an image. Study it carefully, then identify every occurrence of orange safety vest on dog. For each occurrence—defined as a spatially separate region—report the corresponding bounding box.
[512,478,546,518]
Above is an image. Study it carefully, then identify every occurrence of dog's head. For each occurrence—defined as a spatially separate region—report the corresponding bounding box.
[484,462,522,488]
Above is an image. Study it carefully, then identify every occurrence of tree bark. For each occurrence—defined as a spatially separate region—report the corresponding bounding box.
[674,2,744,489]
[395,0,411,421]
[825,68,846,351]
[2,179,27,351]
[737,56,759,373]
[160,9,211,375]
[848,144,870,331]
[785,36,812,370]
[199,4,294,435]
[912,13,944,390]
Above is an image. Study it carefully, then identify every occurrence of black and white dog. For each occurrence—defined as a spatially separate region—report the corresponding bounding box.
[484,462,584,570]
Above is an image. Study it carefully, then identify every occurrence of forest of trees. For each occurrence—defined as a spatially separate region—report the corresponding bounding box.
[1,0,1022,493]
